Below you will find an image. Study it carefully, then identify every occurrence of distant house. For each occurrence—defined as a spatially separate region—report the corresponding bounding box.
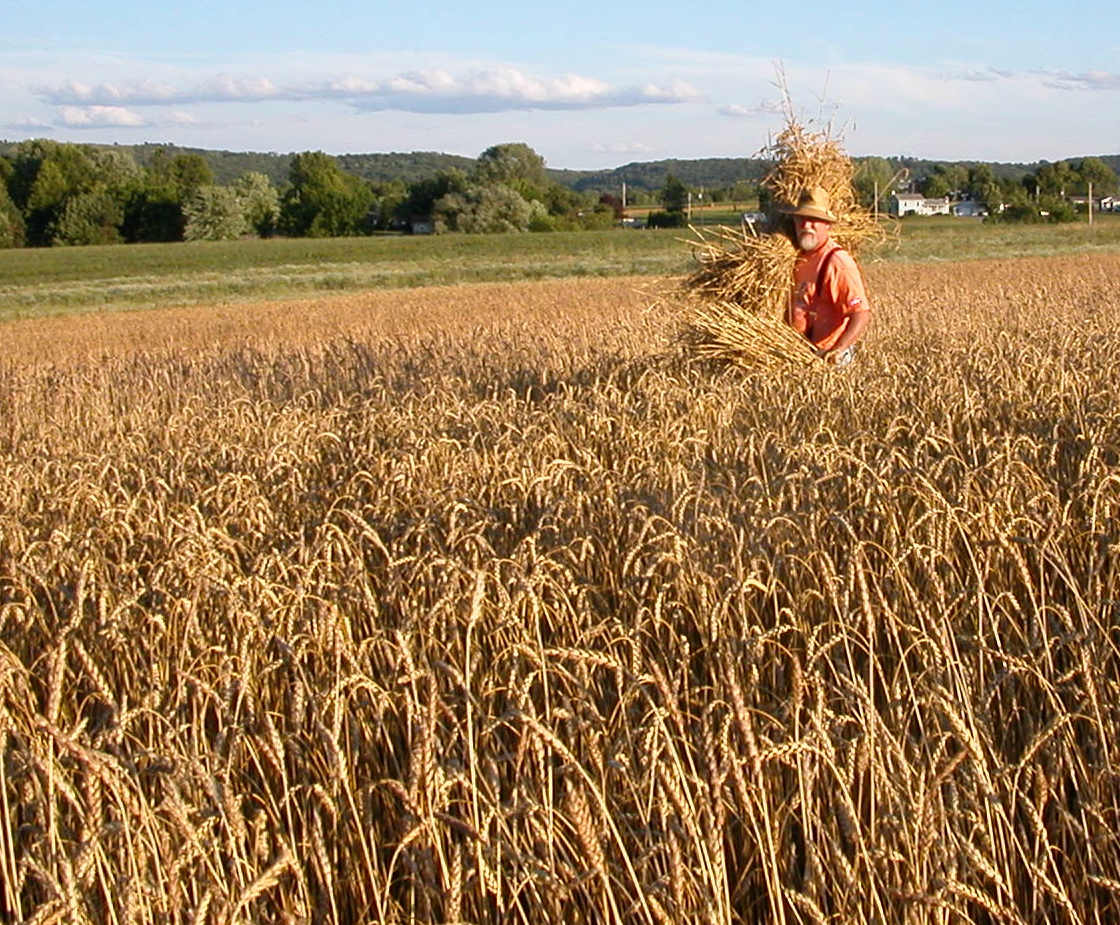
[890,193,952,217]
[953,199,987,218]
[1069,195,1116,213]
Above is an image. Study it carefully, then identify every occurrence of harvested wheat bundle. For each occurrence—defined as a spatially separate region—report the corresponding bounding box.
[762,120,886,256]
[679,297,817,371]
[676,222,813,370]
[683,225,797,315]
[677,227,815,369]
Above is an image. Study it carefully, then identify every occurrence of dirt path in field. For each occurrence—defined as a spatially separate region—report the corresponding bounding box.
[0,275,665,368]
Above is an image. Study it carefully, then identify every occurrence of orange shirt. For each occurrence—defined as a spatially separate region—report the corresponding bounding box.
[788,243,869,351]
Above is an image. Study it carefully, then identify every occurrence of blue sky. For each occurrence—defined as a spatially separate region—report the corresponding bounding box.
[3,1,1118,170]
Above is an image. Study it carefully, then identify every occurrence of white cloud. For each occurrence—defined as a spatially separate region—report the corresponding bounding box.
[950,67,1016,83]
[6,46,1118,165]
[198,74,281,101]
[46,78,179,105]
[58,105,148,127]
[1041,69,1120,91]
[35,66,706,114]
[588,141,657,155]
[718,102,776,118]
[3,115,53,130]
[937,65,1120,92]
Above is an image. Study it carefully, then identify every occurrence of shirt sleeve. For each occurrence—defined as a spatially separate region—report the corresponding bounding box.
[823,250,869,317]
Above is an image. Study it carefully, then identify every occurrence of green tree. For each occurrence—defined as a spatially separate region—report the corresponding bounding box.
[661,174,688,213]
[119,150,214,243]
[368,178,408,231]
[8,140,104,245]
[122,181,186,243]
[91,148,143,196]
[432,184,533,234]
[1074,157,1119,197]
[646,210,687,229]
[233,172,280,237]
[0,180,25,248]
[538,183,581,221]
[399,169,470,226]
[1041,196,1077,222]
[527,199,557,232]
[184,186,249,241]
[147,149,213,199]
[854,157,896,210]
[923,163,968,198]
[571,201,617,231]
[280,151,375,237]
[53,190,124,245]
[473,143,548,192]
[988,192,1075,224]
[967,163,1001,211]
[922,173,951,198]
[729,179,758,208]
[1034,161,1078,198]
[471,142,585,225]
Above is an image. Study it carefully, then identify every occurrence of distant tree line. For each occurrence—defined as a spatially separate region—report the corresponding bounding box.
[628,157,1120,230]
[0,140,629,248]
[3,139,1118,248]
[851,155,1120,223]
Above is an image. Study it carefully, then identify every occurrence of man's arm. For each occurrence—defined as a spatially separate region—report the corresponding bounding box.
[820,310,869,362]
[788,302,809,335]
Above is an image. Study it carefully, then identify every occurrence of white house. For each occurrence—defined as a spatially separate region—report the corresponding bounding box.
[890,193,952,217]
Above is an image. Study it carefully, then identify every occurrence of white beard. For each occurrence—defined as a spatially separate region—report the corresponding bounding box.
[797,230,818,251]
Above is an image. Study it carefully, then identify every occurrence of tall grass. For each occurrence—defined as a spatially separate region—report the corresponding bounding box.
[1,254,1119,923]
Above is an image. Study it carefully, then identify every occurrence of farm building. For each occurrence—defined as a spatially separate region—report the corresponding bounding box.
[953,199,987,218]
[1071,196,1120,213]
[890,193,952,217]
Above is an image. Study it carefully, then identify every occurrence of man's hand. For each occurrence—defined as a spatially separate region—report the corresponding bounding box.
[789,305,809,335]
[816,346,854,367]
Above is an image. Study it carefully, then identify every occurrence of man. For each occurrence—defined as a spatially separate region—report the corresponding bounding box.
[783,187,870,367]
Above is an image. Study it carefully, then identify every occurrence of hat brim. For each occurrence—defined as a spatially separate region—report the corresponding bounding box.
[783,205,837,223]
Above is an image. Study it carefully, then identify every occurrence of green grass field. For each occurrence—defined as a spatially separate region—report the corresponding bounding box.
[1,215,1119,322]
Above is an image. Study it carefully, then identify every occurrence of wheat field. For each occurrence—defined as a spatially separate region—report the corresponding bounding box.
[1,254,1119,924]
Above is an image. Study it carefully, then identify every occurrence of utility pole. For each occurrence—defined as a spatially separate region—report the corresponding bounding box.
[1089,181,1094,227]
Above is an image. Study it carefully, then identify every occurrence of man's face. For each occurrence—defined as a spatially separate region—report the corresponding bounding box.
[794,215,831,252]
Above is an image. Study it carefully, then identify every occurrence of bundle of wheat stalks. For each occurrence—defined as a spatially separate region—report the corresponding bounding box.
[679,115,885,370]
[679,230,807,371]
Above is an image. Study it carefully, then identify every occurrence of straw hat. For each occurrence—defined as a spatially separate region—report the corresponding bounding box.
[783,186,837,223]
